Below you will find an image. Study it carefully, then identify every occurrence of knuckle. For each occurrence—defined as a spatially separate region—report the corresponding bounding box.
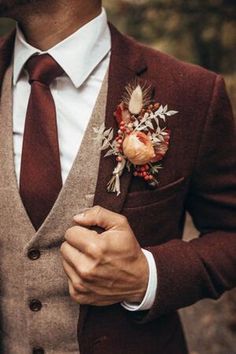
[98,239,106,255]
[69,286,78,301]
[93,205,102,215]
[119,214,128,225]
[87,242,103,259]
[65,226,75,240]
[72,281,84,292]
[79,266,94,281]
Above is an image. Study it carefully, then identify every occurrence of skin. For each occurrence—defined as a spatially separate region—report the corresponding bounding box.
[0,0,103,50]
[1,0,149,305]
[61,206,149,305]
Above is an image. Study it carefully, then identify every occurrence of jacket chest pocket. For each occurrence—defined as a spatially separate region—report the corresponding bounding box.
[122,177,187,247]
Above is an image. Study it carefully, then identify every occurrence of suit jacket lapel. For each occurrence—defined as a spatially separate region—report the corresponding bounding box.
[79,24,153,333]
[93,24,148,213]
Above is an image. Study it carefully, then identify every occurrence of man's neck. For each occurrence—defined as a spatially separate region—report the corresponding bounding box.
[18,3,102,51]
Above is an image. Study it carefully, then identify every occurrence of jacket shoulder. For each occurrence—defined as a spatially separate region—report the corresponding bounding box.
[125,32,217,87]
[140,39,217,80]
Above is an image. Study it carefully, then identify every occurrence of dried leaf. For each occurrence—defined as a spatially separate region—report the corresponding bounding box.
[154,117,160,126]
[146,120,154,129]
[136,125,148,131]
[126,160,132,172]
[104,128,112,137]
[159,114,166,121]
[98,123,105,135]
[100,139,110,151]
[166,110,178,116]
[155,105,164,116]
[107,129,114,142]
[104,149,114,157]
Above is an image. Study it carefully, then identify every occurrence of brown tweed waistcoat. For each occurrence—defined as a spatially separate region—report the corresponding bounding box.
[0,66,108,354]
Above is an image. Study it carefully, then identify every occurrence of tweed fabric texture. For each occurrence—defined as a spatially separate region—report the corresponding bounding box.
[0,65,108,354]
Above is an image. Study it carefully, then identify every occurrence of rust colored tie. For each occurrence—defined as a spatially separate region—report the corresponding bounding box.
[20,54,64,230]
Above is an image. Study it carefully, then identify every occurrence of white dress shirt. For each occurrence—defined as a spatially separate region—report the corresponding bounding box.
[12,8,157,311]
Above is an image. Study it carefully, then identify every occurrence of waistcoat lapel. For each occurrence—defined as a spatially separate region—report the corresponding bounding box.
[0,30,15,92]
[0,64,35,234]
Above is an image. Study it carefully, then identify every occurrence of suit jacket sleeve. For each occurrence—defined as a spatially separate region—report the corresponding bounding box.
[139,74,236,322]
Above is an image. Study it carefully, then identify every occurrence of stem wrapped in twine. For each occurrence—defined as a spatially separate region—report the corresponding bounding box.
[107,159,126,196]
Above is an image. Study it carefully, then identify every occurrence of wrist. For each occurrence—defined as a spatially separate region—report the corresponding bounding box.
[125,251,149,303]
[122,249,157,311]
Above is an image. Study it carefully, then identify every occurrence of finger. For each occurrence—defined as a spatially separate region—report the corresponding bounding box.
[60,241,84,269]
[65,226,105,259]
[60,242,98,282]
[73,205,128,231]
[65,225,101,256]
[62,260,90,294]
[68,279,94,305]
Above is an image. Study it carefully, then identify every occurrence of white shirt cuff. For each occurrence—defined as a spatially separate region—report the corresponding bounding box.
[121,249,157,311]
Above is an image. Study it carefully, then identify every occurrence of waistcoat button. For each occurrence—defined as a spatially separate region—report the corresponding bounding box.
[29,299,42,312]
[32,347,45,354]
[28,249,41,260]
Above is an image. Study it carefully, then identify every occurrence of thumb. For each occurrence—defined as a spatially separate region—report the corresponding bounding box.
[73,205,126,231]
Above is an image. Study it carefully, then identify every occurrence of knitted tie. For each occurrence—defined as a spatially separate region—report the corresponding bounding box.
[20,54,64,230]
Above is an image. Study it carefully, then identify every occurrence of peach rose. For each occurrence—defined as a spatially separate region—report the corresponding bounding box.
[122,131,155,165]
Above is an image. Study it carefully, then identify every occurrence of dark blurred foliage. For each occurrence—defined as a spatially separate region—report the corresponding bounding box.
[0,18,15,36]
[0,1,235,73]
[104,0,236,74]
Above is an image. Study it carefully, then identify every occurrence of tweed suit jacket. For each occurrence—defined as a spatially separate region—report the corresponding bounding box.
[0,23,236,354]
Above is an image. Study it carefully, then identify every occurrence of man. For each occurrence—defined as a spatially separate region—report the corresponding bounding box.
[0,0,235,353]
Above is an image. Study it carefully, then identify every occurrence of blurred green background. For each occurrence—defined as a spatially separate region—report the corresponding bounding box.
[103,0,236,114]
[0,0,235,112]
[0,1,236,353]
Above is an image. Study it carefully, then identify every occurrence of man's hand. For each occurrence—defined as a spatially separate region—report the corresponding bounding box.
[60,206,149,306]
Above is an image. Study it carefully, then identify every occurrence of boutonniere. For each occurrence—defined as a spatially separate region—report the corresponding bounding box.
[94,82,178,195]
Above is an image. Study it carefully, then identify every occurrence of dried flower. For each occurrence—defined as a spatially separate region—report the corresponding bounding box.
[94,82,178,195]
[151,130,171,163]
[114,102,131,124]
[128,85,143,115]
[123,132,155,165]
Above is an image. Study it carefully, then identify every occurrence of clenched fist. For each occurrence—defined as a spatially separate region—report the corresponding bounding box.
[60,206,149,306]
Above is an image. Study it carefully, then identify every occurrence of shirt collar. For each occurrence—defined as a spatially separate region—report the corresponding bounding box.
[13,7,111,88]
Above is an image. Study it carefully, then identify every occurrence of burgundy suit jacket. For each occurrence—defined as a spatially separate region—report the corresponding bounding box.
[0,24,235,354]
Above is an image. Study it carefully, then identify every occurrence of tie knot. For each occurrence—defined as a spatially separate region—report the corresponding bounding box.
[25,54,64,86]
